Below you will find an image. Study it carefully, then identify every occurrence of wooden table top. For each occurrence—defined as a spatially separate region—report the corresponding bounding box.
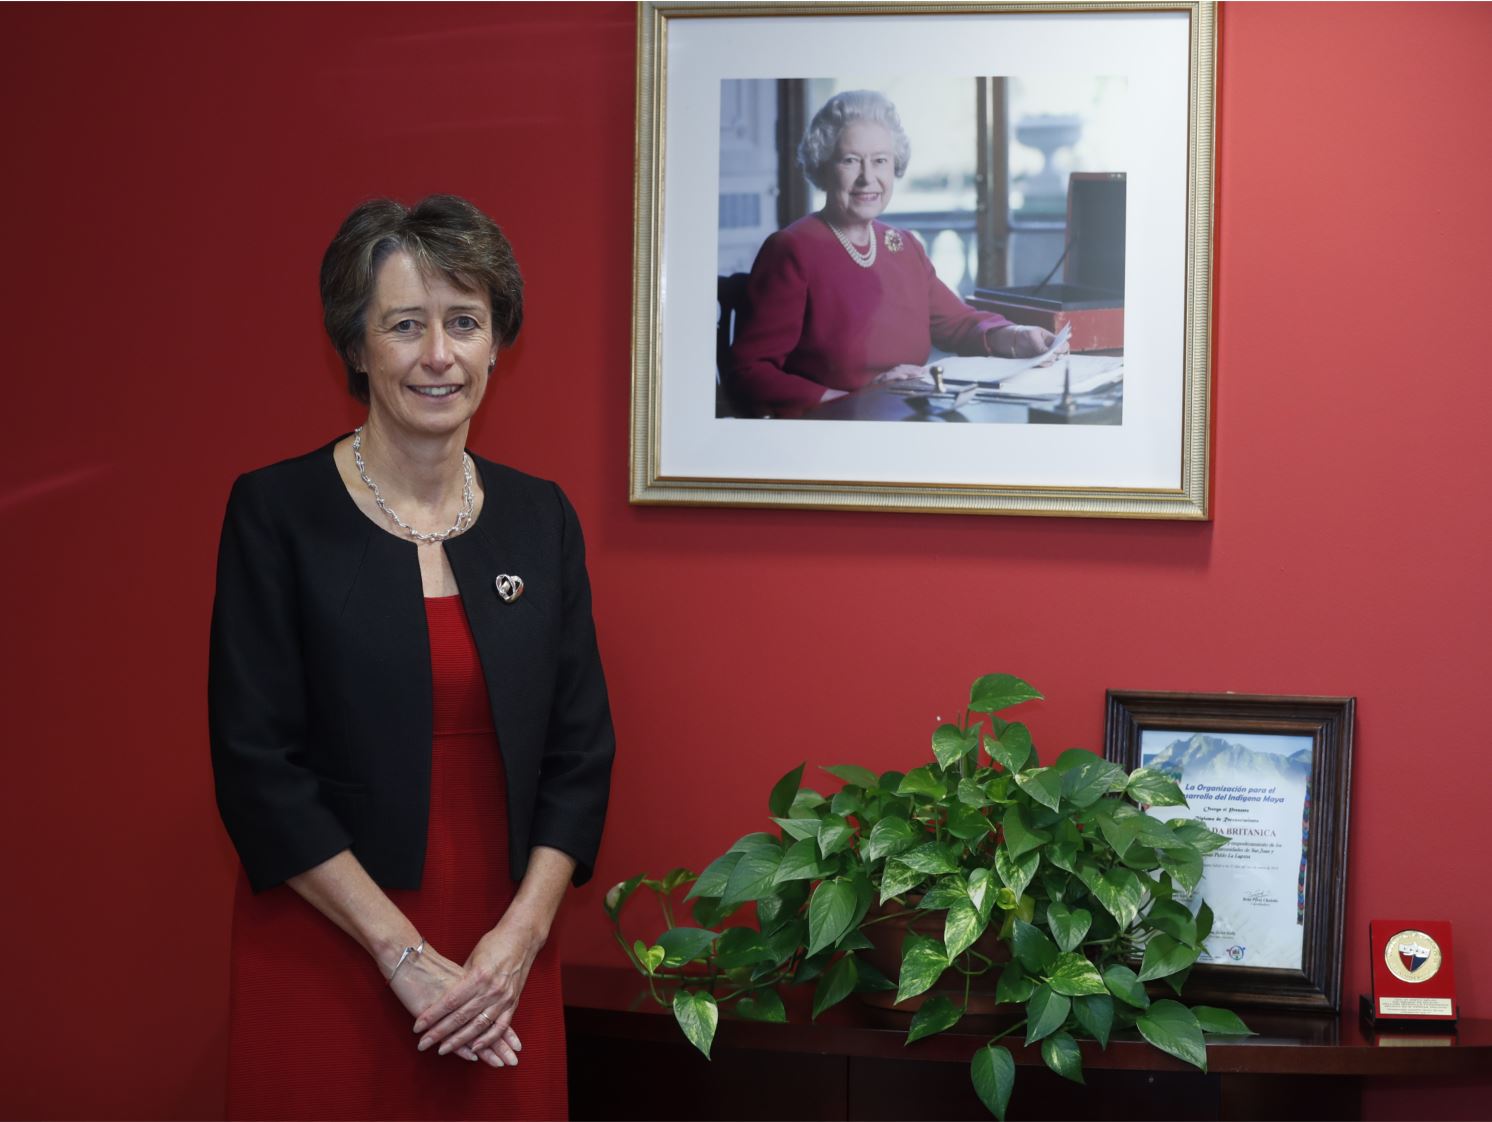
[564,964,1491,1078]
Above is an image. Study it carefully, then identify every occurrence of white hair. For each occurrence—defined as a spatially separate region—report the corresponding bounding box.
[796,89,912,190]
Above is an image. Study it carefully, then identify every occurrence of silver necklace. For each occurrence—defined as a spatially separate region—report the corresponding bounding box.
[351,426,475,544]
[824,216,877,268]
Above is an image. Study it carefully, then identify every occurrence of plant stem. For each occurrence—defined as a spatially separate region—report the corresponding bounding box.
[987,1018,1029,1046]
[644,971,665,1007]
[858,910,910,929]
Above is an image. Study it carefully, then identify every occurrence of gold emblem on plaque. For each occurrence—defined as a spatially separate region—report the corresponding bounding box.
[1383,928,1443,984]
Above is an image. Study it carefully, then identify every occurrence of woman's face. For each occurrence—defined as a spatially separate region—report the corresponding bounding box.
[360,250,497,441]
[824,120,897,228]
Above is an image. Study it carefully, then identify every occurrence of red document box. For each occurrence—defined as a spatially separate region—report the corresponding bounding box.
[970,172,1125,352]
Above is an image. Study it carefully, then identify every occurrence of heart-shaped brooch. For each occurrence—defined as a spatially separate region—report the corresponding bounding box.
[495,574,525,603]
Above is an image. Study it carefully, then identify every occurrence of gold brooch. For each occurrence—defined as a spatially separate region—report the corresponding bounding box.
[884,229,904,254]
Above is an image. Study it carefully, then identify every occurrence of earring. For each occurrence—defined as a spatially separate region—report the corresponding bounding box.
[487,357,497,372]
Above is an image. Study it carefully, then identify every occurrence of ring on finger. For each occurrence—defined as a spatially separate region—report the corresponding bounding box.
[475,1012,493,1027]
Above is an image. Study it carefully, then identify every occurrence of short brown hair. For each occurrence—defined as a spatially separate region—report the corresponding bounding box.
[319,195,524,402]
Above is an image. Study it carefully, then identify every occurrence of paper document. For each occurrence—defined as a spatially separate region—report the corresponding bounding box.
[930,353,1123,396]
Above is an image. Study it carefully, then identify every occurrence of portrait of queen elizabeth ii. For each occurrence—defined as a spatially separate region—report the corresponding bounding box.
[726,89,1062,419]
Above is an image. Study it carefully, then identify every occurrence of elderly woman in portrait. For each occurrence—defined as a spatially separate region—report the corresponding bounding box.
[729,89,1061,418]
[209,195,614,1120]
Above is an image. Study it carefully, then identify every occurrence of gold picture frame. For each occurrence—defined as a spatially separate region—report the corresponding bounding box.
[630,1,1217,518]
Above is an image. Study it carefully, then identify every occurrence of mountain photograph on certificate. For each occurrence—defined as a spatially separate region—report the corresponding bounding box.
[1140,730,1314,972]
[715,74,1127,423]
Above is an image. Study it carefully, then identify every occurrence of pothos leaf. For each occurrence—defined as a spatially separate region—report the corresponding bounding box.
[1103,963,1150,1008]
[603,873,646,921]
[732,989,787,1023]
[878,858,925,905]
[1078,864,1145,929]
[907,993,964,1043]
[685,850,741,900]
[1196,900,1215,943]
[1046,951,1108,997]
[1137,933,1201,983]
[672,990,719,1058]
[997,962,1036,1004]
[1192,1005,1255,1036]
[815,813,856,859]
[1011,918,1059,973]
[1001,805,1051,859]
[968,673,1044,714]
[720,845,783,906]
[768,763,806,818]
[1045,901,1092,953]
[995,845,1040,899]
[1025,984,1072,1045]
[1126,767,1188,807]
[1014,767,1063,811]
[1136,999,1208,1071]
[895,933,950,1004]
[864,816,921,861]
[655,926,718,967]
[1040,1030,1085,1084]
[1072,993,1114,1048]
[822,763,881,790]
[944,898,987,960]
[896,765,947,800]
[806,878,857,957]
[1157,846,1204,895]
[1166,817,1232,854]
[932,723,980,769]
[773,838,830,884]
[987,723,1035,773]
[811,953,859,1019]
[970,1044,1016,1122]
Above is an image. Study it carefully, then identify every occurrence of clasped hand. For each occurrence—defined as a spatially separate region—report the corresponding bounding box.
[390,921,542,1069]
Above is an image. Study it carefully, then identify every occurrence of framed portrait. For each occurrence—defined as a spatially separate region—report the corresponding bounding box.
[1104,691,1356,1011]
[629,1,1217,518]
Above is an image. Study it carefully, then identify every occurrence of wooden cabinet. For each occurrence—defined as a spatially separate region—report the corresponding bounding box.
[564,965,1491,1121]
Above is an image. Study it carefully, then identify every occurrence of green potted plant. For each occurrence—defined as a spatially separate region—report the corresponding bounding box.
[606,674,1252,1120]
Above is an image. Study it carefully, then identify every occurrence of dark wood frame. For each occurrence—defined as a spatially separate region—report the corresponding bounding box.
[1104,691,1355,1012]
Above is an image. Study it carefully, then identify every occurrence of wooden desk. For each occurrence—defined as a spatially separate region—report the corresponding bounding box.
[564,965,1491,1121]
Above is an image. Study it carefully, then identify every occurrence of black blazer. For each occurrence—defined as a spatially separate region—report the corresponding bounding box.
[208,440,615,893]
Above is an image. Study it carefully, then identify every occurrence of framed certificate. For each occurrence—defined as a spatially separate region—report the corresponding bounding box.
[1104,691,1355,1011]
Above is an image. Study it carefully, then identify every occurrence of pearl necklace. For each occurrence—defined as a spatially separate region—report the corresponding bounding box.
[825,217,877,268]
[352,426,475,544]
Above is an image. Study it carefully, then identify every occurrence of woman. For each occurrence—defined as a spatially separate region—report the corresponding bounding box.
[209,195,615,1120]
[728,89,1062,418]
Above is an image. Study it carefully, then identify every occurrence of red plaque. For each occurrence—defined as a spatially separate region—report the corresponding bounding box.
[1368,920,1457,1022]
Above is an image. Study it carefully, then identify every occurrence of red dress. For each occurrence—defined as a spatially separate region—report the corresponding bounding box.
[227,596,568,1121]
[729,214,1013,417]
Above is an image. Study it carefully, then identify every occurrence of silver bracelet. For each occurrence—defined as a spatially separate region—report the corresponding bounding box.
[387,938,426,985]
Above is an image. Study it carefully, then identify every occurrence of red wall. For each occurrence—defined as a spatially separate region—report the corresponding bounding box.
[3,3,1489,1118]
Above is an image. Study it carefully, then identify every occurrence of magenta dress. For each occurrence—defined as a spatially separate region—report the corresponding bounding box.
[728,214,1013,417]
[226,596,568,1121]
